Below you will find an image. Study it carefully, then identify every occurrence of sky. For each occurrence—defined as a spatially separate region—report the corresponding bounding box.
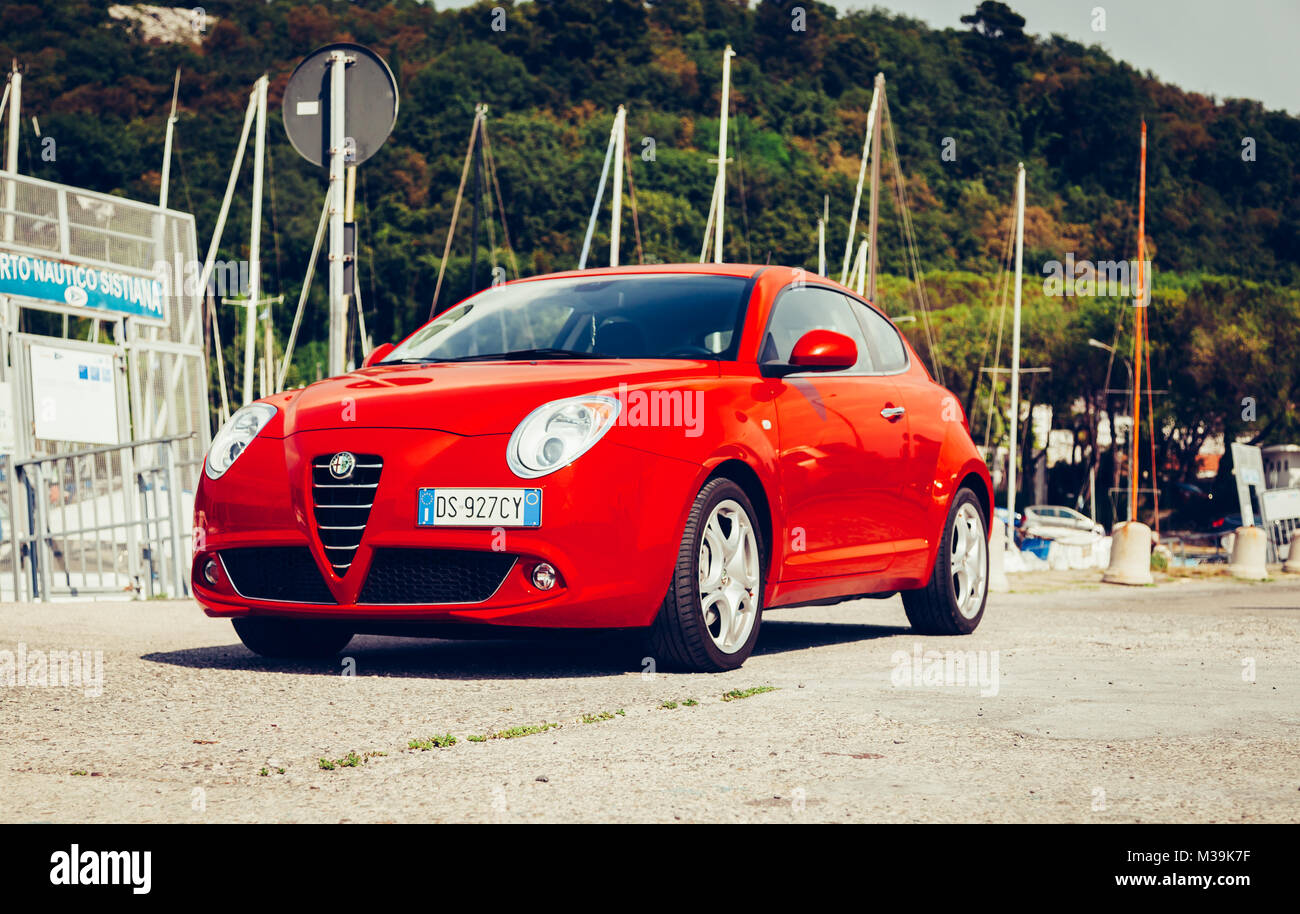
[832,0,1300,114]
[428,0,1300,115]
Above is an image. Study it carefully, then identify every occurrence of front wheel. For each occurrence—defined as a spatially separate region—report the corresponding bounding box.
[232,617,354,658]
[647,478,765,672]
[902,487,988,634]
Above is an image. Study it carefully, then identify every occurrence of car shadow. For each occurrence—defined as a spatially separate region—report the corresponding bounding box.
[141,619,912,681]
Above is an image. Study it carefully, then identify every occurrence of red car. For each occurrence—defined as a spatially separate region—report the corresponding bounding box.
[193,264,992,672]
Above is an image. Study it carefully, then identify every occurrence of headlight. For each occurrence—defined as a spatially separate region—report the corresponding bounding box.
[204,403,277,480]
[507,395,621,478]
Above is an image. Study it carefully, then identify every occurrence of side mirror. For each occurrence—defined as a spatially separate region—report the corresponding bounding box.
[363,342,396,368]
[765,329,857,377]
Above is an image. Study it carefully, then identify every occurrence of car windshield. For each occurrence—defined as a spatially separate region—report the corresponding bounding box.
[385,274,750,363]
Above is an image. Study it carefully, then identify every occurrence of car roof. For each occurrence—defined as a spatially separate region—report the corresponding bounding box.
[498,263,871,300]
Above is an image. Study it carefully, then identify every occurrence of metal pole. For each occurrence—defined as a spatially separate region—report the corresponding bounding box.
[610,106,625,268]
[841,85,878,285]
[244,75,267,404]
[578,114,617,271]
[5,65,18,171]
[195,91,256,423]
[818,196,828,277]
[327,51,348,377]
[1131,121,1147,522]
[713,45,735,265]
[865,73,885,301]
[698,178,718,264]
[854,239,868,297]
[159,69,180,210]
[430,108,481,316]
[164,439,186,596]
[277,194,331,391]
[1008,162,1026,514]
[468,124,481,296]
[4,63,20,244]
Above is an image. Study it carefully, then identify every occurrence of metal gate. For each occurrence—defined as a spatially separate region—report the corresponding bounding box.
[2,435,191,601]
[0,172,210,602]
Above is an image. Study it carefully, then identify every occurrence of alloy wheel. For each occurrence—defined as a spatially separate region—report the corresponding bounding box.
[697,498,761,653]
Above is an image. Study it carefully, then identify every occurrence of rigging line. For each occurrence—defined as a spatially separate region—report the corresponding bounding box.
[429,107,482,319]
[983,206,1016,451]
[883,97,944,385]
[480,130,499,277]
[207,294,231,424]
[882,97,938,375]
[735,116,752,263]
[277,194,330,391]
[479,120,520,280]
[974,195,1017,397]
[622,131,645,266]
[265,140,283,295]
[1143,306,1160,536]
[170,131,197,224]
[1097,147,1144,483]
[978,198,1017,449]
[359,166,379,340]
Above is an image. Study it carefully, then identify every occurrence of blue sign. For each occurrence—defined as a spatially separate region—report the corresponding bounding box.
[0,250,166,322]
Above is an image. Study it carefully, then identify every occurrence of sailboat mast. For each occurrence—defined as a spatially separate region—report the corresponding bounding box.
[610,105,626,267]
[1130,121,1147,522]
[817,195,828,276]
[1007,162,1026,513]
[841,83,879,285]
[5,63,21,242]
[713,45,735,264]
[159,68,180,210]
[244,74,267,404]
[865,73,885,301]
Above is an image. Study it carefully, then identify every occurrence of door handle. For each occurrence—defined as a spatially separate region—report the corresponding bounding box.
[880,406,906,420]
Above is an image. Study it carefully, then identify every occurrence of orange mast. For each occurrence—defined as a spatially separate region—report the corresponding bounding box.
[1130,121,1147,523]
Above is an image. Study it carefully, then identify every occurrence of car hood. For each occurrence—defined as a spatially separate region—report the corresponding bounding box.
[279,359,719,436]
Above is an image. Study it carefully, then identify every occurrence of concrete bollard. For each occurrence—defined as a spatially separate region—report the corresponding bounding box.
[989,517,1010,593]
[1102,520,1154,585]
[1228,526,1269,580]
[1284,539,1300,575]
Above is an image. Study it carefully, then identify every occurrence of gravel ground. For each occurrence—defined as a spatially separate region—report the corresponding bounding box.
[1,573,1298,823]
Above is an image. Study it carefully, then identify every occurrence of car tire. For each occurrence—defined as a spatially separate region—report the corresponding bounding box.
[902,487,989,635]
[647,477,765,672]
[232,617,354,658]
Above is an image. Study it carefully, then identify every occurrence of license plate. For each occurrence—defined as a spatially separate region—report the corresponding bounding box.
[417,487,541,527]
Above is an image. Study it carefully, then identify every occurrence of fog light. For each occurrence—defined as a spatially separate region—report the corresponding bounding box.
[202,558,220,586]
[531,562,557,591]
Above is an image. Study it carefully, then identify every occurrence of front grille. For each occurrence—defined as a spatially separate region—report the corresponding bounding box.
[358,548,517,604]
[220,547,336,604]
[312,453,383,576]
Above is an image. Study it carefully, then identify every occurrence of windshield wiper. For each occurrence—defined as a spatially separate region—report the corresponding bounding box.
[384,348,609,364]
[441,348,609,362]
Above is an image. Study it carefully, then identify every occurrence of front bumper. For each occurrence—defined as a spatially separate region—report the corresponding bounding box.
[192,428,700,629]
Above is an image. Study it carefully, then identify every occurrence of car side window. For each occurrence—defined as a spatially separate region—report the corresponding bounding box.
[760,286,873,372]
[856,304,909,373]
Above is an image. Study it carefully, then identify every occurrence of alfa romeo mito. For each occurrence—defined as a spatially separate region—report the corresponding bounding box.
[193,264,992,672]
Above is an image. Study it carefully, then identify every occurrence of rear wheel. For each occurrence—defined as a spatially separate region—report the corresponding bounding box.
[903,487,988,634]
[647,478,765,672]
[232,617,354,658]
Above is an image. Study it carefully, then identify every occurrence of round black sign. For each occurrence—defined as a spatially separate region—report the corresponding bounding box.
[282,43,399,168]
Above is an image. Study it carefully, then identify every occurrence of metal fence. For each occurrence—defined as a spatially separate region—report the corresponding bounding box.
[1261,486,1300,563]
[1,434,193,602]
